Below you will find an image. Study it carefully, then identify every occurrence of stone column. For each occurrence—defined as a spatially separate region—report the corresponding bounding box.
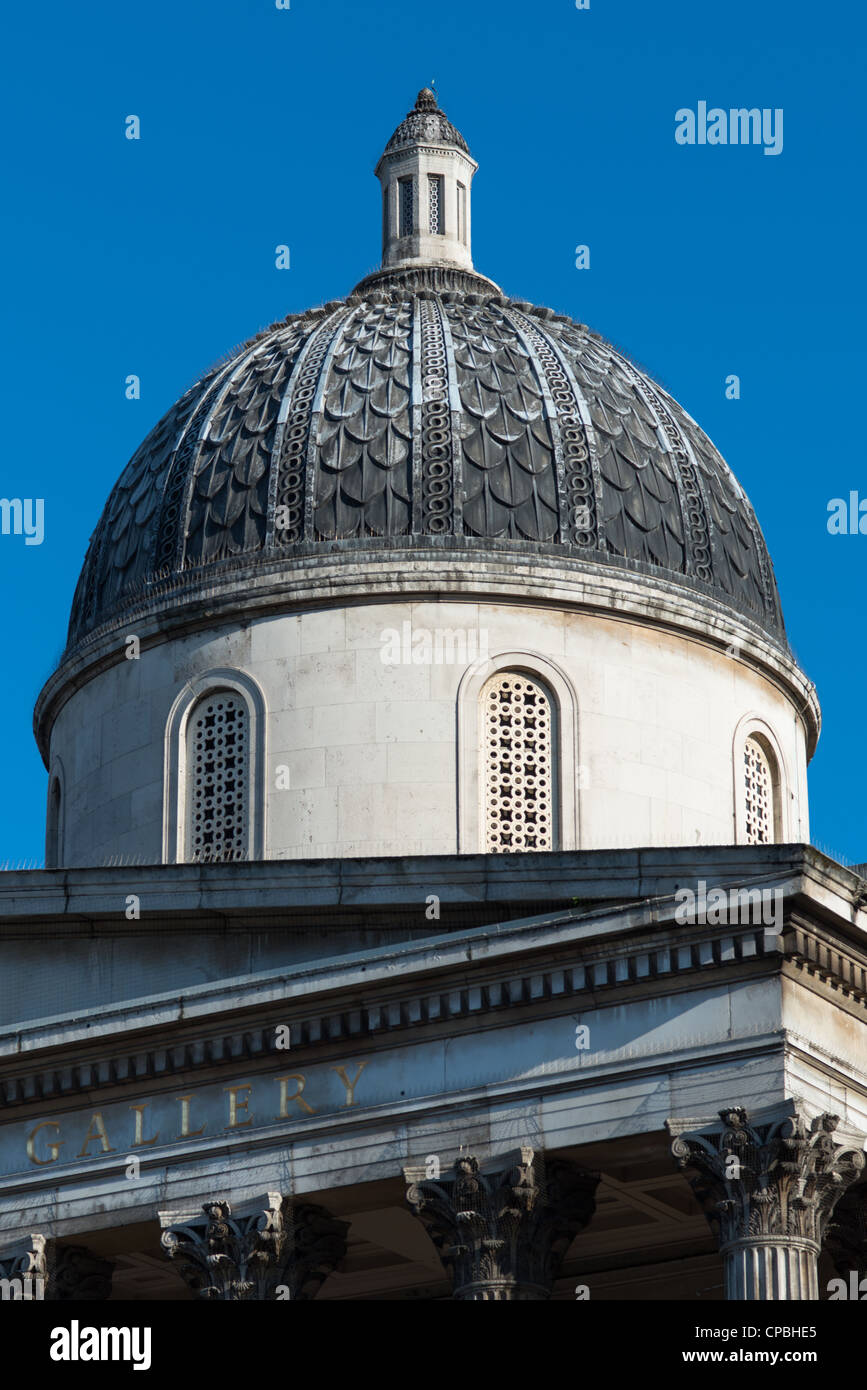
[668,1105,865,1300]
[159,1193,349,1300]
[403,1147,599,1300]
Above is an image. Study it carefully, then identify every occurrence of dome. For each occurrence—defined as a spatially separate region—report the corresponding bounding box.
[38,92,818,870]
[67,262,784,652]
[383,87,470,155]
[61,85,789,669]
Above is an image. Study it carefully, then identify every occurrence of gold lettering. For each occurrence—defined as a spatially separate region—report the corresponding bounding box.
[77,1112,114,1157]
[331,1061,368,1108]
[26,1120,64,1166]
[177,1094,206,1138]
[129,1103,159,1147]
[274,1074,315,1118]
[224,1084,253,1129]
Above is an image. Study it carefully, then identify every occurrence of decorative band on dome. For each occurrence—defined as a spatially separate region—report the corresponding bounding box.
[502,305,598,551]
[271,310,350,547]
[419,297,456,536]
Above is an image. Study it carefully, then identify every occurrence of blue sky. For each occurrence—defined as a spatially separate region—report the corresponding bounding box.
[1,0,864,865]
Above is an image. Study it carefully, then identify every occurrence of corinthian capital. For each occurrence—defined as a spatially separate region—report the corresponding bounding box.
[159,1194,349,1300]
[404,1147,599,1300]
[668,1105,865,1252]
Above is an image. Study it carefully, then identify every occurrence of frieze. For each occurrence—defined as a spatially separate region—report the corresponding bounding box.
[3,1059,370,1179]
[1,913,852,1183]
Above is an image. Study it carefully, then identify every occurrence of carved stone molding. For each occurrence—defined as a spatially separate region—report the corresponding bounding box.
[668,1104,866,1300]
[159,1193,349,1300]
[404,1147,599,1300]
[0,916,797,1116]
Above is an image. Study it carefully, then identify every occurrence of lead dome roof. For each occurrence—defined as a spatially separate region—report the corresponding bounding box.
[66,92,786,654]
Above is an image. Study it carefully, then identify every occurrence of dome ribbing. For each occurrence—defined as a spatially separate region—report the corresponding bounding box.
[67,267,784,650]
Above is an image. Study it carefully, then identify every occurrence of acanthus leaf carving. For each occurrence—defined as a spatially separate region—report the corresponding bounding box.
[669,1106,866,1251]
[160,1194,349,1301]
[404,1148,599,1300]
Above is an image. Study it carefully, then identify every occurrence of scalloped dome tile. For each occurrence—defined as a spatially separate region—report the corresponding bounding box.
[67,270,784,652]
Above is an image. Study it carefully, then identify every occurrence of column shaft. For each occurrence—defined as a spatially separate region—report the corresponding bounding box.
[724,1238,819,1300]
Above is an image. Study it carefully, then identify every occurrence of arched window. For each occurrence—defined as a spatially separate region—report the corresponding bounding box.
[481,671,557,852]
[743,734,777,845]
[46,775,62,868]
[164,668,265,866]
[186,691,250,863]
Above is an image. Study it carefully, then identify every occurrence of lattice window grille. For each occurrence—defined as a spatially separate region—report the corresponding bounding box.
[482,673,554,852]
[188,693,249,863]
[399,178,414,237]
[744,737,773,845]
[429,175,444,234]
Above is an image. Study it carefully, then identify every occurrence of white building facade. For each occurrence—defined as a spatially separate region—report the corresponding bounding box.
[0,90,863,1304]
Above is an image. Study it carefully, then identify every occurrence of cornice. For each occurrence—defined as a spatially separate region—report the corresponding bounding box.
[782,915,867,1012]
[3,888,866,1114]
[0,844,863,930]
[375,145,478,176]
